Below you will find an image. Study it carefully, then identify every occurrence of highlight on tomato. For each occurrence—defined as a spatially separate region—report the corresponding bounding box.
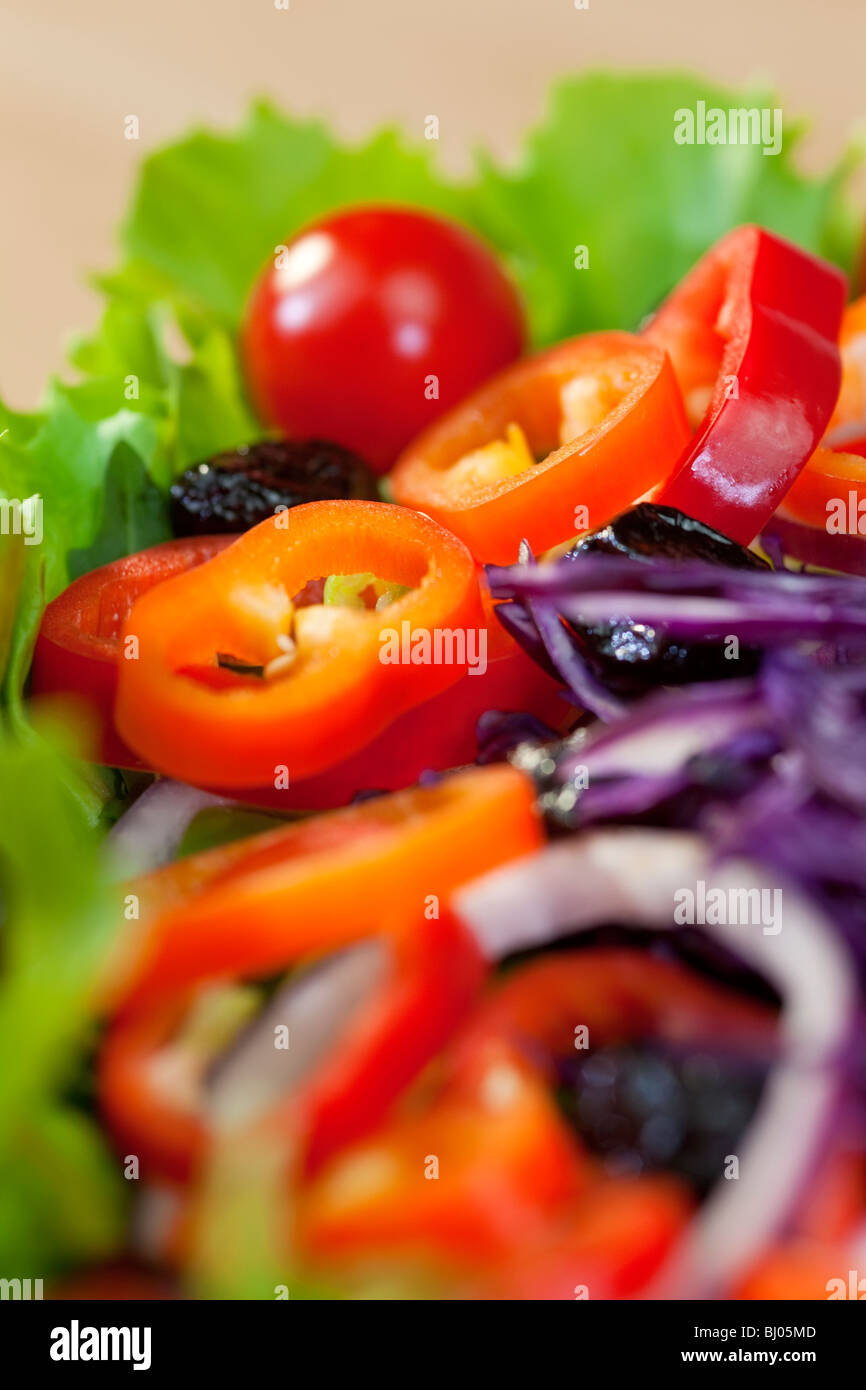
[241,205,526,473]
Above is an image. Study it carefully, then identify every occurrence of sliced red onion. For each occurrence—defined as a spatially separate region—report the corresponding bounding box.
[489,552,866,602]
[204,942,388,1132]
[527,587,624,722]
[578,680,763,780]
[105,779,229,877]
[556,590,866,643]
[455,829,857,1299]
[763,512,866,577]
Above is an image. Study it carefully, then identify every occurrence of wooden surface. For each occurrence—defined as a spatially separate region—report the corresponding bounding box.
[2,0,865,406]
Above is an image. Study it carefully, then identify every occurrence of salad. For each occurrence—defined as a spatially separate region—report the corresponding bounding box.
[2,71,866,1303]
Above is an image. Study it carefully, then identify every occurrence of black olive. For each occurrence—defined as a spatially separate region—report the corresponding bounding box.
[169,438,377,536]
[555,1040,768,1198]
[564,503,768,693]
[569,502,770,570]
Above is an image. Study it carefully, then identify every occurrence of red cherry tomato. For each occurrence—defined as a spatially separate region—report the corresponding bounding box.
[241,206,526,473]
[30,535,235,767]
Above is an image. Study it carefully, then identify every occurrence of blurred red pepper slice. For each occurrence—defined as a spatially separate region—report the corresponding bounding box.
[466,1176,693,1300]
[824,294,866,447]
[104,763,541,1014]
[99,766,540,1184]
[645,225,846,544]
[99,906,485,1183]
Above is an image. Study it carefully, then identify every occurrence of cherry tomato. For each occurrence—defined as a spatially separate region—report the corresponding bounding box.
[30,535,235,767]
[241,206,526,473]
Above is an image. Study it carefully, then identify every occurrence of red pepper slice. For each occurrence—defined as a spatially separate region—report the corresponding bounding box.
[231,585,572,810]
[115,500,485,788]
[104,763,541,1014]
[777,445,866,534]
[825,294,866,447]
[388,333,690,563]
[30,536,234,767]
[775,295,866,534]
[98,765,539,1182]
[645,225,846,544]
[98,905,485,1183]
[98,994,212,1184]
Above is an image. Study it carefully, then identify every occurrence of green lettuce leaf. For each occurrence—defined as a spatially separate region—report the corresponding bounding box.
[0,725,126,1272]
[472,72,861,345]
[0,385,172,752]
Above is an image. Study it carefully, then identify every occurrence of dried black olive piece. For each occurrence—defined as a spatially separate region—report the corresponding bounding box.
[170,438,377,537]
[564,504,768,693]
[569,502,770,570]
[556,1040,768,1199]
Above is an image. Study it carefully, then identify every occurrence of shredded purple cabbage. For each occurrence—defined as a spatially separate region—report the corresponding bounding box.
[485,550,866,977]
[475,709,558,764]
[762,513,866,578]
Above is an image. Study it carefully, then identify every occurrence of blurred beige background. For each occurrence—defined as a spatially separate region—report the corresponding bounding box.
[2,0,865,408]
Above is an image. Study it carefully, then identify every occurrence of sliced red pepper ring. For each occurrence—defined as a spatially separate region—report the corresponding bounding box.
[776,297,866,538]
[644,224,847,544]
[229,583,574,810]
[114,500,485,788]
[388,332,691,564]
[98,906,486,1184]
[824,294,866,447]
[777,445,866,534]
[30,535,235,767]
[98,991,232,1185]
[103,763,541,1015]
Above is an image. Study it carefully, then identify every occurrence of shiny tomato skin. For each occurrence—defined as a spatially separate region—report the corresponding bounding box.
[241,206,526,472]
[30,535,235,767]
